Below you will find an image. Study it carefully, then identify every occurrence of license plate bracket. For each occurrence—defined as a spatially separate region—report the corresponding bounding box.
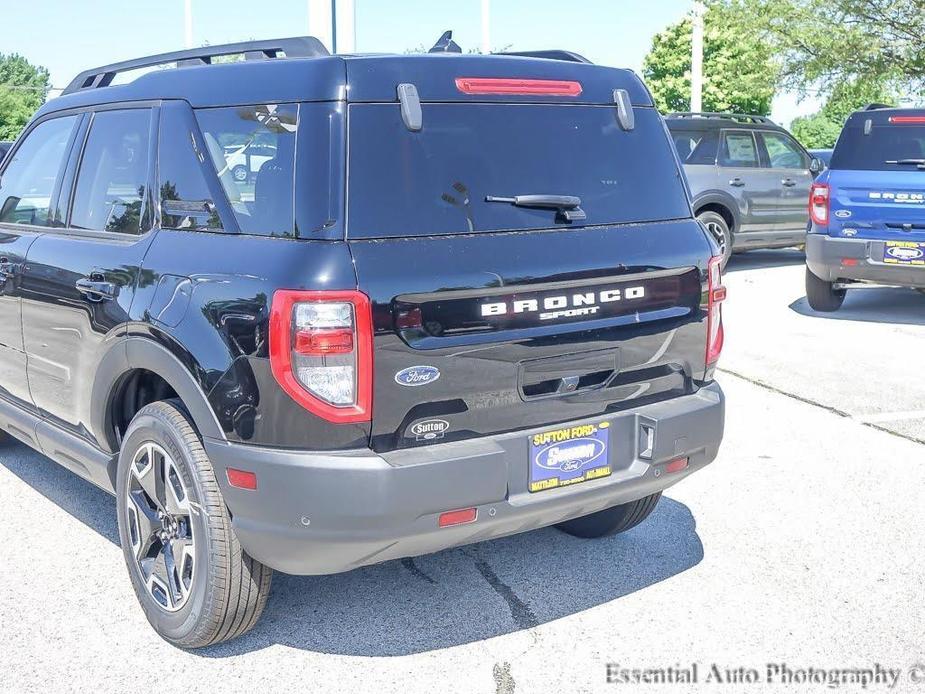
[528,421,612,493]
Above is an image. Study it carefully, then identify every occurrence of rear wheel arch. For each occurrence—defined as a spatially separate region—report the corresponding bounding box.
[694,200,737,234]
[93,338,226,461]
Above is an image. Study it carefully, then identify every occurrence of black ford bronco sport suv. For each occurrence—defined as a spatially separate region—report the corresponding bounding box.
[0,36,725,647]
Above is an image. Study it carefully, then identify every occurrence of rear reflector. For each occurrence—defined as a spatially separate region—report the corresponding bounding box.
[665,457,689,474]
[455,77,582,96]
[226,468,258,490]
[889,116,925,124]
[438,507,478,527]
[842,258,859,266]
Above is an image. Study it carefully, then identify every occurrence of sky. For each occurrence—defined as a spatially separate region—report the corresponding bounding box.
[0,0,819,125]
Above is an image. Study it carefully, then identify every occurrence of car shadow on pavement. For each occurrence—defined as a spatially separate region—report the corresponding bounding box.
[724,248,806,273]
[790,287,925,326]
[1,439,704,658]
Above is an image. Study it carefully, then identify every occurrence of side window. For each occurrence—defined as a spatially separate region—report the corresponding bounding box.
[761,132,809,169]
[0,115,78,227]
[71,109,151,234]
[195,104,297,236]
[719,131,759,168]
[671,129,717,164]
[158,105,222,231]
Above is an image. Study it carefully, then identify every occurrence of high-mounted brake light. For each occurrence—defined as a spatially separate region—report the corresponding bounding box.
[455,77,582,96]
[705,255,725,366]
[809,183,830,227]
[889,116,925,124]
[269,290,373,423]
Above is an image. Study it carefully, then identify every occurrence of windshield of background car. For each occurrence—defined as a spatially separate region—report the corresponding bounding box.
[831,119,925,171]
[346,103,690,238]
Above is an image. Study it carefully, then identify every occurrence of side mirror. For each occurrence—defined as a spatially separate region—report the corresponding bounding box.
[809,157,825,175]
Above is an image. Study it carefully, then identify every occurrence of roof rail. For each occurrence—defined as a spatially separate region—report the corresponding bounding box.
[863,103,894,111]
[667,111,775,125]
[62,36,329,95]
[497,50,593,64]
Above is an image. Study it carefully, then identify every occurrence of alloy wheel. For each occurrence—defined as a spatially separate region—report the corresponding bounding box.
[124,442,196,612]
[704,219,728,258]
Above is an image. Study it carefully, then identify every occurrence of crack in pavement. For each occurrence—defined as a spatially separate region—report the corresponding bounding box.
[470,554,539,630]
[719,367,925,446]
[493,661,516,694]
[400,557,436,584]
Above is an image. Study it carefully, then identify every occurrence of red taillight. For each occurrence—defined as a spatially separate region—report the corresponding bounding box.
[889,115,925,124]
[705,255,725,366]
[269,290,373,423]
[810,183,830,227]
[226,468,258,490]
[455,77,582,96]
[295,328,354,355]
[438,507,478,528]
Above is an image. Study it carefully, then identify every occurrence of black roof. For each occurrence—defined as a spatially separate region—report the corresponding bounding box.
[36,36,653,120]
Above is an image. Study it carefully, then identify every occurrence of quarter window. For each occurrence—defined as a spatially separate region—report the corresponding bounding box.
[71,109,152,234]
[719,131,759,168]
[195,104,297,236]
[0,115,78,227]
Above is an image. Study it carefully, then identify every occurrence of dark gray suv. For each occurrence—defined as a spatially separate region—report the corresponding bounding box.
[666,113,824,265]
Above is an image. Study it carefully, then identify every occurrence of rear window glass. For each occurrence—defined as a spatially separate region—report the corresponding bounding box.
[831,121,925,171]
[347,104,690,238]
[669,128,718,165]
[195,104,297,236]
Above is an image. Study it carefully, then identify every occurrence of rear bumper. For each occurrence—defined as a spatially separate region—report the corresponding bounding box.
[204,382,725,575]
[806,233,925,288]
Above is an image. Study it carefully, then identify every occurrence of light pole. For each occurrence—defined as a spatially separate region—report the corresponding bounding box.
[481,0,491,54]
[691,0,705,112]
[308,0,356,54]
[184,0,193,49]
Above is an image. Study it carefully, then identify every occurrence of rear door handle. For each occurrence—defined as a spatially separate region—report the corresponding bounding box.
[782,178,797,187]
[729,178,746,187]
[75,277,117,301]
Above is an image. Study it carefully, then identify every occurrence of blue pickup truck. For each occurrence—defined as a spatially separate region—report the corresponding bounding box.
[806,106,925,310]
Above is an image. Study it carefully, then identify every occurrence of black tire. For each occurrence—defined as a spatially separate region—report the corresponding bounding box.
[805,267,846,312]
[555,492,661,539]
[697,210,733,269]
[116,399,272,648]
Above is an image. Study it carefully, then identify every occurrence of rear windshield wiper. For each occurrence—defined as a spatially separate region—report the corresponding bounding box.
[885,158,925,169]
[485,194,586,222]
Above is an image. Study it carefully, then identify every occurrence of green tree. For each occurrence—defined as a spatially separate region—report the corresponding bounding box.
[741,0,924,99]
[0,54,50,140]
[790,78,897,148]
[643,1,778,115]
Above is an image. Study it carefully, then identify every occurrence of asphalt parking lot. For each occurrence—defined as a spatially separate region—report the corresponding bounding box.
[2,249,923,693]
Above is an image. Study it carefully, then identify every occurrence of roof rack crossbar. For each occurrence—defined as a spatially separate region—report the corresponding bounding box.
[496,50,593,64]
[62,36,330,95]
[668,111,774,125]
[864,103,894,111]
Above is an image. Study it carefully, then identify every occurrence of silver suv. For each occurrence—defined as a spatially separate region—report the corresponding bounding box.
[666,113,824,266]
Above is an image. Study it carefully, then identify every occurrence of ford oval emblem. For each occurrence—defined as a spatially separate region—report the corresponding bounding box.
[834,209,852,219]
[534,437,606,473]
[886,246,924,261]
[395,365,441,387]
